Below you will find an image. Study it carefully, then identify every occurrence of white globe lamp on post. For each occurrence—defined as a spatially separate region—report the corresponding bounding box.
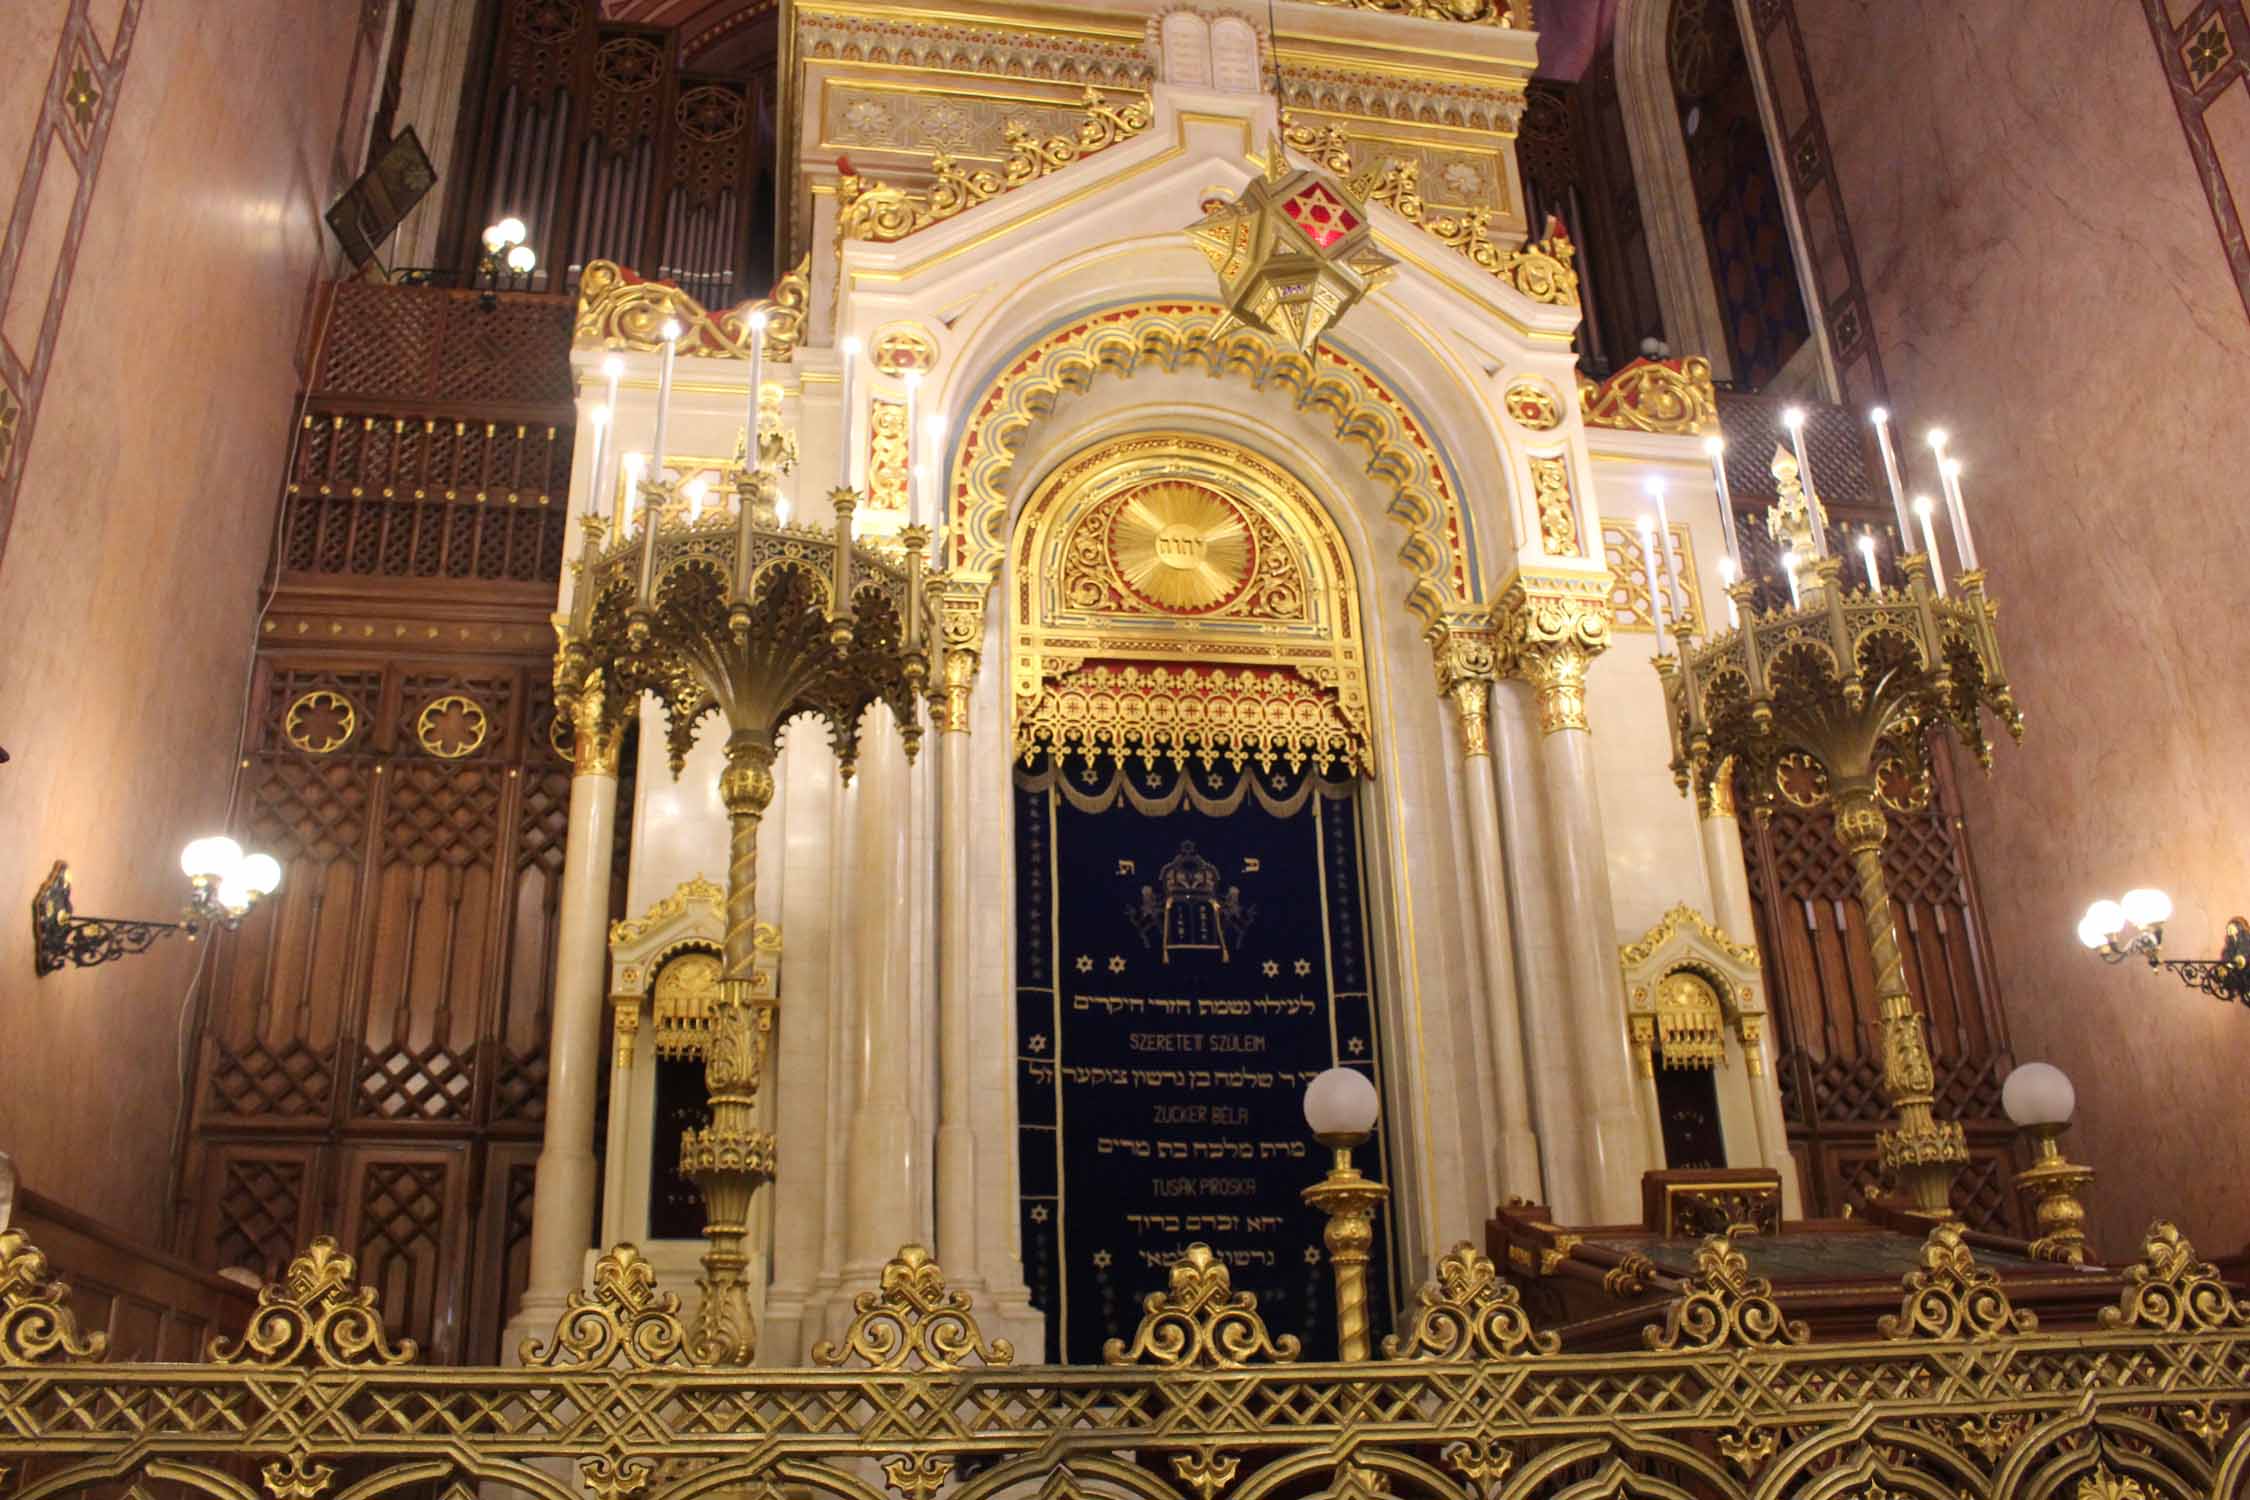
[2001,1061,2095,1265]
[1300,1066,1388,1361]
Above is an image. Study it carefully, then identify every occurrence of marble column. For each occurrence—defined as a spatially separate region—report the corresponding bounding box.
[1434,625,1544,1201]
[933,619,983,1285]
[504,685,625,1353]
[1515,640,1647,1222]
[830,720,922,1324]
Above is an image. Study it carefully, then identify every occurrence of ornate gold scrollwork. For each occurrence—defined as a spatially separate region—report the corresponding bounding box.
[521,1244,689,1368]
[839,88,1152,243]
[1284,125,1576,304]
[1878,1223,2036,1341]
[1105,1242,1302,1367]
[574,255,810,363]
[1529,456,1579,557]
[1014,661,1367,774]
[811,1244,1015,1372]
[1303,0,1519,24]
[1643,1236,1809,1351]
[2099,1220,2249,1333]
[1576,357,1718,436]
[1383,1242,1557,1359]
[0,1228,106,1365]
[209,1236,418,1367]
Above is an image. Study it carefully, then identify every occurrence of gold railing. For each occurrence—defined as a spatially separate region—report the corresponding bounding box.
[5,1224,2250,1499]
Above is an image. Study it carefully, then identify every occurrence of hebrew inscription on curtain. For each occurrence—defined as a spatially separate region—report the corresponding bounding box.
[1015,755,1393,1364]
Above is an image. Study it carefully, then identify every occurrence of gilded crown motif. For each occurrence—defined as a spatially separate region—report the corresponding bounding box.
[812,1245,1014,1372]
[209,1237,417,1367]
[1105,1243,1301,1368]
[1644,1236,1808,1351]
[0,1228,106,1365]
[2099,1221,2249,1334]
[1384,1243,1557,1359]
[1879,1223,2036,1341]
[521,1245,690,1369]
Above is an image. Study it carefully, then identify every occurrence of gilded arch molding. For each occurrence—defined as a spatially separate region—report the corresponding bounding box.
[944,300,1486,629]
[1009,432,1373,774]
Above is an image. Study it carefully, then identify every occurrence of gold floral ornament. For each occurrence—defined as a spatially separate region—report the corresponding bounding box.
[2099,1220,2248,1334]
[1015,662,1369,776]
[209,1236,417,1366]
[1105,1242,1301,1367]
[284,688,357,755]
[0,1228,107,1364]
[520,1244,689,1368]
[811,1244,1015,1371]
[838,88,1153,243]
[1878,1223,2036,1341]
[1643,1236,1808,1350]
[262,1450,335,1500]
[1383,1243,1557,1359]
[1304,0,1518,23]
[1348,156,1577,307]
[575,255,810,363]
[1576,357,1718,436]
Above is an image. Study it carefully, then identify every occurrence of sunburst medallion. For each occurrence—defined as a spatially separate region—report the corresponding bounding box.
[1107,482,1254,613]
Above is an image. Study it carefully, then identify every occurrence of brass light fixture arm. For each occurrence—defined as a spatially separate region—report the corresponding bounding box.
[31,861,228,976]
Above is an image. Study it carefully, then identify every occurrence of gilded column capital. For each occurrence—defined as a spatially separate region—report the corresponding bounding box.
[930,578,989,735]
[1430,611,1500,759]
[568,669,631,778]
[1496,571,1612,735]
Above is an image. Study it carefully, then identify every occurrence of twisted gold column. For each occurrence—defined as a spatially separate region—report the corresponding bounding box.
[1832,776,1966,1219]
[1301,1140,1388,1361]
[680,729,780,1363]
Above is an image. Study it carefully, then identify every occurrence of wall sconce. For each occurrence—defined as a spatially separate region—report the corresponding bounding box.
[1301,1066,1388,1362]
[32,838,281,975]
[2077,887,2250,1004]
[476,216,536,309]
[2001,1062,2094,1264]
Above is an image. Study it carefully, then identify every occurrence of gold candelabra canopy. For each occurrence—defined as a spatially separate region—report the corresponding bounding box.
[555,468,932,778]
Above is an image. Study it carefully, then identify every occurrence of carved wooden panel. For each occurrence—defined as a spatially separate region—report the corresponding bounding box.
[337,1144,472,1361]
[312,283,575,413]
[468,1142,542,1364]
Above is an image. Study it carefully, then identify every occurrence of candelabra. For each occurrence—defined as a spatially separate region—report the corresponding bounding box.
[553,321,931,1362]
[1654,441,2021,1220]
[2077,887,2250,1005]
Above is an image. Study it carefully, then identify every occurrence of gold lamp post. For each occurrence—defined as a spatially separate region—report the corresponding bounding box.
[554,324,929,1363]
[2001,1062,2095,1263]
[1301,1066,1389,1361]
[1654,437,2022,1221]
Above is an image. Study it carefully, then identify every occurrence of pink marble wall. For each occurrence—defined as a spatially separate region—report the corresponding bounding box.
[0,0,374,1244]
[1798,0,2250,1257]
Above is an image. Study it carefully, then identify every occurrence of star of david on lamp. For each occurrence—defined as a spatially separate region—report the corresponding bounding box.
[1185,139,1395,354]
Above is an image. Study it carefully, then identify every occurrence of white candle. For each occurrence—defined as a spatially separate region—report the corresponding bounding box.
[902,369,923,526]
[650,319,680,490]
[1857,530,1880,592]
[924,409,948,564]
[1940,455,1979,571]
[1913,495,1947,597]
[1783,547,1802,609]
[585,405,611,523]
[776,491,792,527]
[1704,434,1740,568]
[1781,407,1827,556]
[1718,556,1740,628]
[1870,407,1913,550]
[1652,481,1679,636]
[839,335,863,491]
[621,452,646,536]
[1638,515,1667,655]
[685,476,707,524]
[744,310,768,470]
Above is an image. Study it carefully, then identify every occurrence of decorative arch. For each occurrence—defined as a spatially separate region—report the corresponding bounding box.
[947,299,1484,627]
[1010,431,1373,774]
